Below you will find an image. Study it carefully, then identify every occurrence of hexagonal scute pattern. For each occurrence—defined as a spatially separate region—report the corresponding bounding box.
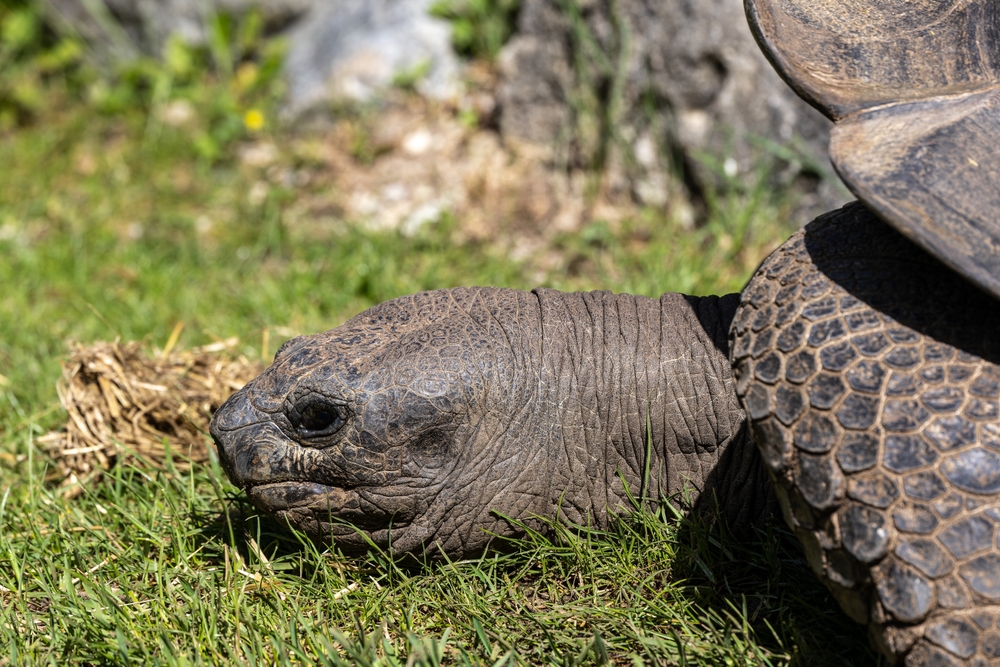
[732,203,1000,666]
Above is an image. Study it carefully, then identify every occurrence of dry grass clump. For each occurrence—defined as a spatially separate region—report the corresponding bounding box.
[39,338,264,492]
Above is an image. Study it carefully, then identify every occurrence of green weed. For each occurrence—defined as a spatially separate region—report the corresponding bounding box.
[430,0,522,61]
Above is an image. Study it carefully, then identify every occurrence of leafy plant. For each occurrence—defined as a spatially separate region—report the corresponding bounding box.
[392,58,432,91]
[0,0,86,128]
[0,2,286,163]
[86,10,287,162]
[429,0,522,61]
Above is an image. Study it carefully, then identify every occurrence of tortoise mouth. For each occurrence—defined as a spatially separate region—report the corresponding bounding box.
[246,480,354,511]
[245,481,400,534]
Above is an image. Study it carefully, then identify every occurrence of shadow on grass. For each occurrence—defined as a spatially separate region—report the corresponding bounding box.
[668,506,880,667]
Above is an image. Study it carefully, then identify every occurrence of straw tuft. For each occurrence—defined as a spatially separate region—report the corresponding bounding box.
[39,339,265,492]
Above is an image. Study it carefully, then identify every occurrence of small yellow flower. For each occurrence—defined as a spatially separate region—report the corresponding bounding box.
[244,109,265,132]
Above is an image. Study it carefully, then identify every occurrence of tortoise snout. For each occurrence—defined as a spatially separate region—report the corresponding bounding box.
[210,387,276,486]
[210,420,292,489]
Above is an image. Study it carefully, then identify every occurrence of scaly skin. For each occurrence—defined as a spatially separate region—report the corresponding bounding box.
[210,287,772,558]
[732,202,1000,666]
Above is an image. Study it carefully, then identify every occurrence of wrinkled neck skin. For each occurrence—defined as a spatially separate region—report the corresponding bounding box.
[528,289,769,531]
[211,287,771,559]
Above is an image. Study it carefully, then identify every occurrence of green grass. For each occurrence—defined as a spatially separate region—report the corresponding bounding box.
[0,450,875,666]
[0,45,878,665]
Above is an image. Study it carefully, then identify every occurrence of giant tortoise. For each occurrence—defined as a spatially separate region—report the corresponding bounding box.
[209,1,1000,663]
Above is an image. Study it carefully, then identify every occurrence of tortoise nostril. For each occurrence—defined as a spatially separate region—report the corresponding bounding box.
[211,388,255,431]
[209,414,223,444]
[209,396,236,440]
[209,386,275,439]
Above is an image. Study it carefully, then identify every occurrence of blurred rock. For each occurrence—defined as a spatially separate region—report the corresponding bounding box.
[47,0,848,221]
[497,0,849,221]
[282,0,460,112]
[237,141,279,168]
[44,0,461,109]
[43,0,319,61]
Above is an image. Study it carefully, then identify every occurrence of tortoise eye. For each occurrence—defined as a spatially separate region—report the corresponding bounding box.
[294,400,345,436]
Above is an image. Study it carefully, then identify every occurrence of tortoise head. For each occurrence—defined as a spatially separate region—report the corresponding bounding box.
[210,289,525,556]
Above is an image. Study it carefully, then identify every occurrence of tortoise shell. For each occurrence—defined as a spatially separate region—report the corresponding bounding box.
[746,0,1000,300]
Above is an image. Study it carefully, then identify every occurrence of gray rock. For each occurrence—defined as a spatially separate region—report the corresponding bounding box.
[282,0,461,112]
[43,0,461,110]
[497,0,848,218]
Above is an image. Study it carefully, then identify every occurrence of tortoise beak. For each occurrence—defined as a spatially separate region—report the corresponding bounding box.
[209,389,276,488]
